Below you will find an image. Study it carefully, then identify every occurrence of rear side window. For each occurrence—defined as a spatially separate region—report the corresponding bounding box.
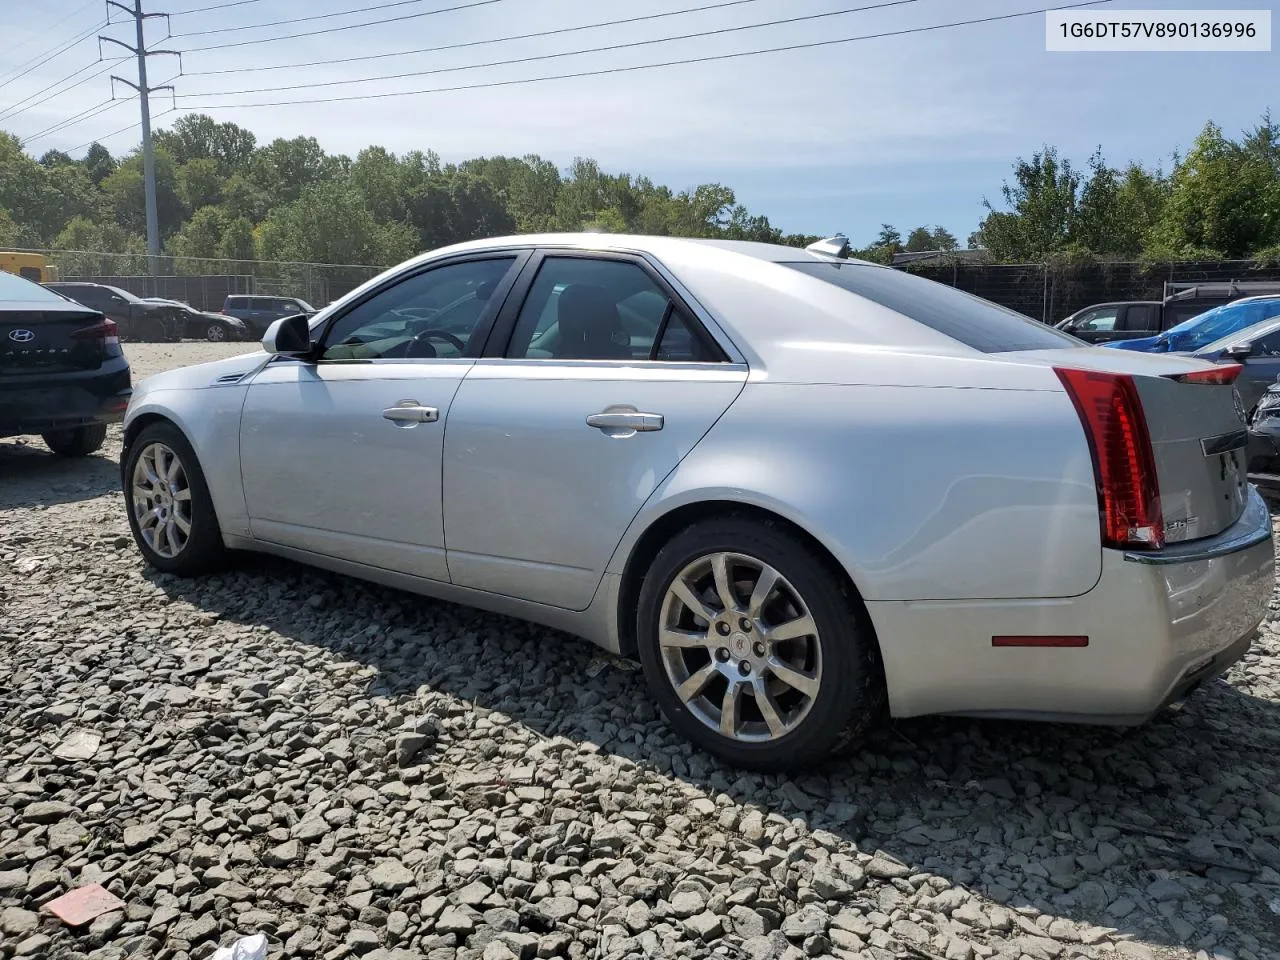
[0,272,65,303]
[1122,305,1159,331]
[784,262,1079,353]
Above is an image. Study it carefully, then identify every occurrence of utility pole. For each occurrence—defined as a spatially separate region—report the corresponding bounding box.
[101,0,177,273]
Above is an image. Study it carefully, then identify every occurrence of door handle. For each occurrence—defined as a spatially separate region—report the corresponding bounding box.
[382,400,439,424]
[586,410,664,432]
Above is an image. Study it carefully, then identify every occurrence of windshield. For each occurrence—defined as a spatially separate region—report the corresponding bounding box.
[104,285,139,302]
[1173,299,1280,350]
[0,271,67,303]
[293,298,316,313]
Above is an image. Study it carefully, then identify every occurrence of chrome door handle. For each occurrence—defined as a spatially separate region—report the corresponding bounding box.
[586,410,664,432]
[382,400,439,424]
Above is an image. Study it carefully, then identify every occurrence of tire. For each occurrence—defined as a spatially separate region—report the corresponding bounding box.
[204,321,228,343]
[122,421,226,575]
[636,516,885,771]
[42,423,107,457]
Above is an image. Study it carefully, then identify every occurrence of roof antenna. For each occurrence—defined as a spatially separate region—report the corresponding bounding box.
[806,235,851,258]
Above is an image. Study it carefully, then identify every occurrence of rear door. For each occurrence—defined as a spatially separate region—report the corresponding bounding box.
[1121,304,1160,336]
[1235,327,1280,413]
[442,251,747,610]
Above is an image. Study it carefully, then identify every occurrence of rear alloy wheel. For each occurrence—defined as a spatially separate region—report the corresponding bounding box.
[123,422,225,574]
[42,423,107,457]
[205,321,228,342]
[637,517,884,770]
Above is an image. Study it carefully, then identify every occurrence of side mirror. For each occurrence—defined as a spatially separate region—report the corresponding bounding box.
[262,314,312,356]
[1225,342,1253,360]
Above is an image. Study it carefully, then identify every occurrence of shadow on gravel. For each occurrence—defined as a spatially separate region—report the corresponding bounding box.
[0,438,121,509]
[149,549,1280,956]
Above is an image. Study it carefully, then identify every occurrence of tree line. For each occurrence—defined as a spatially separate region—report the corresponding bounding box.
[1,112,1277,272]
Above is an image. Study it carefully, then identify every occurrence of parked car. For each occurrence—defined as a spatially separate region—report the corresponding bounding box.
[1188,313,1280,415]
[222,294,316,338]
[45,282,182,341]
[119,234,1272,770]
[1248,379,1280,476]
[139,297,248,342]
[1104,295,1280,353]
[1058,281,1280,344]
[1,271,131,455]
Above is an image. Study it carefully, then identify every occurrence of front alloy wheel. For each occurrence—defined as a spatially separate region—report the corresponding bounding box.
[131,442,193,558]
[660,552,822,742]
[205,322,227,342]
[637,517,884,771]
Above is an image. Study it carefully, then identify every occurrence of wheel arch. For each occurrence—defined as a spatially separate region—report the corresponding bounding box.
[614,498,885,670]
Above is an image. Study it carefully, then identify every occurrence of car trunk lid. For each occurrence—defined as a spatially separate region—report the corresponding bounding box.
[0,307,115,376]
[1009,347,1248,545]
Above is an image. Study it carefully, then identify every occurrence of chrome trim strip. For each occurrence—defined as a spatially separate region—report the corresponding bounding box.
[1124,486,1272,564]
[1201,429,1248,457]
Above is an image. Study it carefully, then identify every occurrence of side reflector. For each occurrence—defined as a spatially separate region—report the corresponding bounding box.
[1166,364,1243,385]
[992,636,1089,648]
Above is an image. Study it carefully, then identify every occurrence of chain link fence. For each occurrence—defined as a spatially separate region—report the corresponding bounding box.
[29,249,387,313]
[20,247,1280,325]
[897,257,1280,323]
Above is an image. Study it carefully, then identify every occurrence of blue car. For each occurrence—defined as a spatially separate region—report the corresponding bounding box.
[1104,295,1280,352]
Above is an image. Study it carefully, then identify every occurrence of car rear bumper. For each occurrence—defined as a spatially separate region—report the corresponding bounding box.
[868,485,1275,722]
[0,361,132,437]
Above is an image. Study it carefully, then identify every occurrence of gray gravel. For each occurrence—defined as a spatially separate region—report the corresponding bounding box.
[2,343,1280,960]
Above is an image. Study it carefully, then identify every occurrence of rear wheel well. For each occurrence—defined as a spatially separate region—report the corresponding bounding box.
[616,501,880,662]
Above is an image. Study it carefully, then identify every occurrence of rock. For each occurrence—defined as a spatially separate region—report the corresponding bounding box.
[811,863,862,900]
[394,731,434,768]
[263,839,301,866]
[685,911,724,941]
[348,929,381,954]
[368,860,414,891]
[730,905,770,937]
[435,906,476,935]
[1,907,40,937]
[781,905,828,940]
[23,801,73,824]
[14,934,52,956]
[122,823,159,851]
[537,896,579,923]
[865,855,910,880]
[671,889,706,918]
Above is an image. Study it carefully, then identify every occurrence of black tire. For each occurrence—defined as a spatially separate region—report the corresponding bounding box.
[42,423,107,457]
[636,516,885,771]
[122,421,226,575]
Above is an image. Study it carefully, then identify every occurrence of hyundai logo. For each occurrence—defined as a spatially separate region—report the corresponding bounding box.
[8,329,35,343]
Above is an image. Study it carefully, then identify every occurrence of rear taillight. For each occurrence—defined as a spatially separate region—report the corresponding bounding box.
[1056,367,1163,550]
[1166,364,1242,385]
[71,318,120,345]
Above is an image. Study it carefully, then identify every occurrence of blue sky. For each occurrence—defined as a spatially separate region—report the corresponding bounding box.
[2,0,1276,245]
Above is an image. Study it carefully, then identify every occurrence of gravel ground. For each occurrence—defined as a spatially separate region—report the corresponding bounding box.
[2,343,1280,960]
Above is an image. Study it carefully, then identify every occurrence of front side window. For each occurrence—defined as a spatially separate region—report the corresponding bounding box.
[506,257,719,361]
[785,261,1079,353]
[320,257,515,361]
[1250,328,1280,357]
[1075,308,1118,332]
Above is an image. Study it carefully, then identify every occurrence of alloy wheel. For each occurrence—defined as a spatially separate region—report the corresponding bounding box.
[206,323,227,342]
[131,442,193,559]
[659,551,822,742]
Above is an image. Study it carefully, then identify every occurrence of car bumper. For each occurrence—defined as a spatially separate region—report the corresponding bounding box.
[868,485,1275,723]
[0,361,132,437]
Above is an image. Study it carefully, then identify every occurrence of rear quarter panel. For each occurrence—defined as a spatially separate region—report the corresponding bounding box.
[612,379,1102,602]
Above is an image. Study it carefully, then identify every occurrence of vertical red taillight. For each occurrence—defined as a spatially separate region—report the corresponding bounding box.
[1055,367,1163,550]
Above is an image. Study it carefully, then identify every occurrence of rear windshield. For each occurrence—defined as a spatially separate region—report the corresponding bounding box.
[0,271,66,303]
[784,261,1081,353]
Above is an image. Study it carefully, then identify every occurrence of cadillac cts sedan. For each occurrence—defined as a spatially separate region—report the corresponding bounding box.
[119,235,1274,770]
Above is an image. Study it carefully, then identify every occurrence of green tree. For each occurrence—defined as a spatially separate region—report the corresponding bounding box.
[177,158,224,210]
[101,147,186,238]
[218,216,256,262]
[249,136,341,208]
[406,172,515,249]
[51,217,145,273]
[155,113,256,172]
[82,143,116,186]
[256,180,397,265]
[976,147,1081,261]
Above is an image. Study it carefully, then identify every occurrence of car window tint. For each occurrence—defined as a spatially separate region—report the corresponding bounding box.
[1252,329,1280,357]
[320,257,515,361]
[1122,305,1159,331]
[0,272,66,303]
[654,312,719,362]
[784,261,1080,353]
[1078,308,1118,331]
[508,258,676,360]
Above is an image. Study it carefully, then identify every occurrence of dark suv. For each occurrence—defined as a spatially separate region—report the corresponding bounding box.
[222,295,316,338]
[45,282,182,341]
[1,272,131,455]
[1058,281,1280,344]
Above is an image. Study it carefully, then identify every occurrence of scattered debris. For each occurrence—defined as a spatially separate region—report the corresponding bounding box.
[211,932,269,960]
[42,884,124,927]
[51,729,101,762]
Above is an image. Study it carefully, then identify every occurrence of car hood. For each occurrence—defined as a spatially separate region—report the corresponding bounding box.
[135,349,270,393]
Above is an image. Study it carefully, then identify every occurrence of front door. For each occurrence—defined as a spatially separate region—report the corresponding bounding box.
[443,252,747,610]
[238,253,523,580]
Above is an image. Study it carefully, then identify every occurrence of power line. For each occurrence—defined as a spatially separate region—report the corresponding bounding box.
[180,0,932,99]
[23,97,129,145]
[0,58,128,124]
[70,104,177,153]
[173,0,268,13]
[181,0,1115,110]
[174,0,457,36]
[182,0,513,50]
[186,0,772,77]
[0,19,109,92]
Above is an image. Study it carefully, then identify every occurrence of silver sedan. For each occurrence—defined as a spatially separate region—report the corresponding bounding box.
[120,234,1274,770]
